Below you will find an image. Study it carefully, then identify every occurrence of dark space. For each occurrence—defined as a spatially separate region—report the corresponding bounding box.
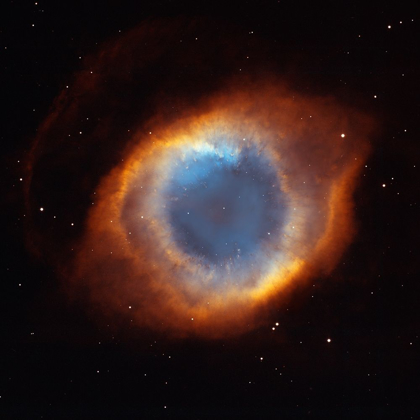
[2,1,420,418]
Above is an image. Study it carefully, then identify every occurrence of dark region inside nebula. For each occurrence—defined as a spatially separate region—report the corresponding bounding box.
[166,145,283,265]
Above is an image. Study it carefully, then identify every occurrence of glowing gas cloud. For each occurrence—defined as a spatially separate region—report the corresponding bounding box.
[25,19,375,337]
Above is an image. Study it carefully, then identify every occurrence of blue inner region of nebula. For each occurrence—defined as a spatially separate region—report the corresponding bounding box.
[165,144,284,266]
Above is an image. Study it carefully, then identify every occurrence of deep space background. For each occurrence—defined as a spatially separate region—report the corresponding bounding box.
[2,0,420,418]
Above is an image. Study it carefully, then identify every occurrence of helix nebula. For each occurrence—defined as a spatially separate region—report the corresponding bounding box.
[25,19,375,338]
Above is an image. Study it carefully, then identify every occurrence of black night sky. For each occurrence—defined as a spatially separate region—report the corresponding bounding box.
[2,1,420,419]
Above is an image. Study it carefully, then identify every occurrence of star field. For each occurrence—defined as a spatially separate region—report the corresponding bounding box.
[2,0,420,418]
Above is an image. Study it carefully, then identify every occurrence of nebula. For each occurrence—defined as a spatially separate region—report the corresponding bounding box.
[25,18,375,338]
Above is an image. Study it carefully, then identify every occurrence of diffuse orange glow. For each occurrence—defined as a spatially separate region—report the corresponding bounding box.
[67,86,373,338]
